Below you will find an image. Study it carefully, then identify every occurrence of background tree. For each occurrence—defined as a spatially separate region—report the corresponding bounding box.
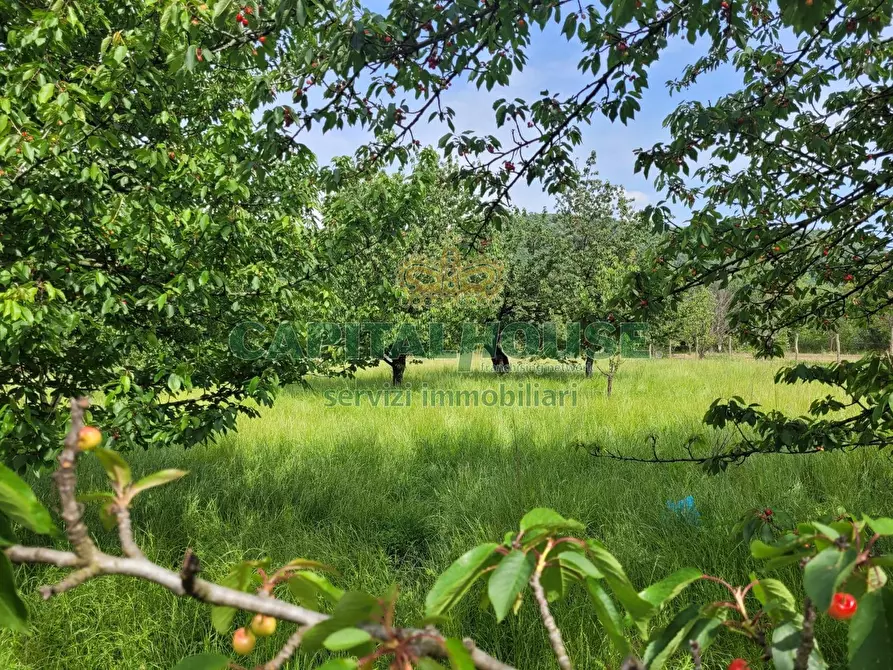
[0,0,333,468]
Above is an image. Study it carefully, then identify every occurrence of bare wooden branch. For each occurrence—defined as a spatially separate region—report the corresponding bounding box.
[4,397,516,670]
[263,626,307,670]
[794,597,816,670]
[530,571,573,670]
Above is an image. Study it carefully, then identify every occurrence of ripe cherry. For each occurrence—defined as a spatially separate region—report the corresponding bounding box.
[845,273,854,282]
[232,627,256,654]
[640,299,648,307]
[728,660,749,670]
[828,592,857,620]
[617,41,628,52]
[721,0,729,8]
[258,35,266,44]
[77,426,102,451]
[251,614,277,637]
[236,12,244,21]
[384,35,392,43]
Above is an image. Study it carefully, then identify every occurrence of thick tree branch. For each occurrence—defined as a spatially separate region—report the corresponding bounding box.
[4,398,515,670]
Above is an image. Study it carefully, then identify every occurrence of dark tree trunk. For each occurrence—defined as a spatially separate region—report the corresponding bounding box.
[606,372,614,398]
[585,357,593,378]
[391,354,407,386]
[490,345,510,374]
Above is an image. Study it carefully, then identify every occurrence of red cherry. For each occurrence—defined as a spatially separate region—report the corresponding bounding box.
[845,274,854,282]
[258,35,266,44]
[617,41,628,52]
[828,592,857,620]
[721,0,730,8]
[244,6,253,14]
[728,660,749,670]
[384,35,392,43]
[764,508,773,516]
[236,12,243,21]
[640,299,648,307]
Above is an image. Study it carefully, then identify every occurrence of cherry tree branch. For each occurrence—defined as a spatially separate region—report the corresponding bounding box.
[3,398,516,670]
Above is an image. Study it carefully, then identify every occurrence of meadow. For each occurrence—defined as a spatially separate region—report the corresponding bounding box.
[3,357,891,669]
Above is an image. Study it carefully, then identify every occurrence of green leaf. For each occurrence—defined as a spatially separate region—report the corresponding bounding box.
[171,653,230,670]
[0,513,15,547]
[849,587,893,670]
[585,578,631,659]
[303,592,381,653]
[642,604,701,670]
[38,82,55,104]
[519,508,584,534]
[866,517,893,536]
[94,447,132,487]
[323,626,372,651]
[688,613,726,654]
[586,539,654,622]
[639,568,702,609]
[0,553,28,632]
[288,570,343,605]
[316,660,358,670]
[804,548,859,612]
[131,469,188,495]
[771,621,827,670]
[210,563,253,634]
[556,551,603,580]
[445,638,475,670]
[425,543,499,617]
[0,463,56,536]
[488,549,534,622]
[752,577,798,622]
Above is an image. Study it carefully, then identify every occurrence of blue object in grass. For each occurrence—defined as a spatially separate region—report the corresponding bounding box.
[666,495,701,524]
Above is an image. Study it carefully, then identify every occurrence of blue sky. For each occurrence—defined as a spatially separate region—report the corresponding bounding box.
[293,12,743,215]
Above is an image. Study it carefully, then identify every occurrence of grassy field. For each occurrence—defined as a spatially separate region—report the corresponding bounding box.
[3,357,891,669]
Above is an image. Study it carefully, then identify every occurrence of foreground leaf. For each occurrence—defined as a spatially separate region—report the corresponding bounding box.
[171,653,230,670]
[585,578,631,659]
[0,553,27,632]
[848,586,893,670]
[0,463,56,535]
[94,448,132,487]
[488,549,534,622]
[131,469,188,495]
[323,626,372,651]
[642,604,701,670]
[639,567,702,610]
[425,543,499,617]
[771,621,827,670]
[804,548,858,612]
[445,638,475,670]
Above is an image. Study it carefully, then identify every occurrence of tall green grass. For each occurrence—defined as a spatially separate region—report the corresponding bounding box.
[3,357,891,669]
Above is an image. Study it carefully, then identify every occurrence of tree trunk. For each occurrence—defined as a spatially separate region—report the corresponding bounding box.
[391,354,407,386]
[728,335,733,357]
[490,345,510,374]
[668,342,673,359]
[585,357,593,378]
[648,343,653,359]
[794,332,799,362]
[696,335,704,359]
[835,332,841,364]
[606,372,614,398]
